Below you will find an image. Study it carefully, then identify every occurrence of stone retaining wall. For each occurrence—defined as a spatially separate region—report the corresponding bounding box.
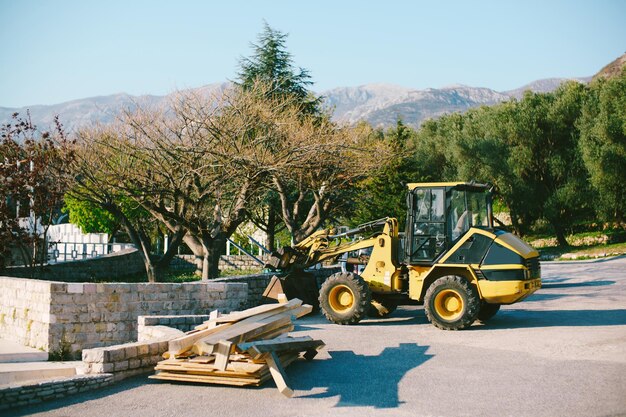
[3,248,145,281]
[82,314,202,382]
[0,373,114,411]
[0,267,338,358]
[0,278,51,351]
[214,273,274,307]
[81,339,171,381]
[0,277,248,356]
[171,254,270,272]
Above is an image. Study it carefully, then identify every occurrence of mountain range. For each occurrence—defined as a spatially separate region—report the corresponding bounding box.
[0,76,594,133]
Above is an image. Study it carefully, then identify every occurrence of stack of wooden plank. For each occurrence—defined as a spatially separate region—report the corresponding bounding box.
[149,299,325,397]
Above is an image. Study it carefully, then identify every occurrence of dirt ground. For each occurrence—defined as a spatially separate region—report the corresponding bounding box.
[8,256,626,417]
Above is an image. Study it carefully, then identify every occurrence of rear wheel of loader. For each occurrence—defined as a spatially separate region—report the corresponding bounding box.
[319,272,371,325]
[424,275,480,330]
[477,302,500,323]
[368,298,398,318]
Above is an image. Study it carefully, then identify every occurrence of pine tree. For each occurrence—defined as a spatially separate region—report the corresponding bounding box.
[237,22,321,114]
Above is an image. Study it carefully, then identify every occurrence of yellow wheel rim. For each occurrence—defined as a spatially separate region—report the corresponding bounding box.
[328,284,355,313]
[434,289,464,321]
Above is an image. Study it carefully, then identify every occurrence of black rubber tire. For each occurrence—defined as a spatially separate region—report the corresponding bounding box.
[477,303,501,323]
[424,275,480,330]
[368,298,399,318]
[319,272,371,325]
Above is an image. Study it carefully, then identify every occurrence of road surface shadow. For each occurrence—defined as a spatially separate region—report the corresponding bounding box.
[3,374,160,417]
[295,308,428,329]
[482,309,626,329]
[524,293,574,302]
[291,343,433,408]
[541,280,615,289]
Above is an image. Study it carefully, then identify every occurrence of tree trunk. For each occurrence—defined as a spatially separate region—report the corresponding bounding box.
[155,228,185,270]
[198,235,223,280]
[202,235,225,280]
[201,251,210,281]
[183,234,206,277]
[553,224,569,247]
[146,262,158,283]
[267,205,276,252]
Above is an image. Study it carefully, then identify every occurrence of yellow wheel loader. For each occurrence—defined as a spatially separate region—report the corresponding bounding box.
[266,182,541,330]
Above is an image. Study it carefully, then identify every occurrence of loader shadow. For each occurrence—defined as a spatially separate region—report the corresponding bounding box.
[523,293,573,302]
[294,307,429,329]
[482,309,626,329]
[291,343,433,408]
[524,292,603,302]
[540,280,615,289]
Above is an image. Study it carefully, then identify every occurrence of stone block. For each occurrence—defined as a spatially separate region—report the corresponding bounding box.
[128,358,141,369]
[114,360,129,371]
[135,343,148,356]
[82,348,106,363]
[124,345,138,359]
[83,284,96,294]
[49,283,67,293]
[108,348,125,362]
[67,283,84,294]
[91,361,114,373]
[149,342,160,356]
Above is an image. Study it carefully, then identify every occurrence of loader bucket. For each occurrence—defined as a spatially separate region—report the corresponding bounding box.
[265,246,309,270]
[262,270,320,311]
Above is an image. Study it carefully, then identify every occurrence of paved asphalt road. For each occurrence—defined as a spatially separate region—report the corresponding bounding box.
[7,257,626,417]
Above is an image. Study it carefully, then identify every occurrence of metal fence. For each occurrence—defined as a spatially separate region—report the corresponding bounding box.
[47,242,136,263]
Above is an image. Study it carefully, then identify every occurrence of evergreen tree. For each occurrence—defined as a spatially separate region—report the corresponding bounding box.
[578,70,626,223]
[237,22,321,114]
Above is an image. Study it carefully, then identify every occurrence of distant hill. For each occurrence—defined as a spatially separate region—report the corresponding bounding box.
[593,52,626,81]
[324,83,510,128]
[0,83,228,134]
[0,77,592,132]
[503,77,591,99]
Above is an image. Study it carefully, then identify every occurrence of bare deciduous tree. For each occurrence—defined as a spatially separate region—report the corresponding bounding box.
[268,120,388,243]
[0,112,75,273]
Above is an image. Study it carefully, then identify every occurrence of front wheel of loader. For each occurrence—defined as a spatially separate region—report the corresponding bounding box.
[424,275,480,330]
[319,272,371,325]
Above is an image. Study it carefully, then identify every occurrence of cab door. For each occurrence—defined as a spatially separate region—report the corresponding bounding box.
[406,188,446,264]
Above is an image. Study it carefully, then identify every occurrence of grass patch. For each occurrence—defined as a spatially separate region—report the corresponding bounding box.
[534,240,626,261]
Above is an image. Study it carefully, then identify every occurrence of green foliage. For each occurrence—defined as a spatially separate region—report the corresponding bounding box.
[578,70,626,222]
[63,194,118,234]
[412,113,462,182]
[237,22,321,114]
[351,120,416,225]
[412,83,597,244]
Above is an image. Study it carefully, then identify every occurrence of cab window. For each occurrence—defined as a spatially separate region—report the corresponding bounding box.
[410,188,445,262]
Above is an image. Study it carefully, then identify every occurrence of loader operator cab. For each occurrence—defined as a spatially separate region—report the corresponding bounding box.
[406,182,493,264]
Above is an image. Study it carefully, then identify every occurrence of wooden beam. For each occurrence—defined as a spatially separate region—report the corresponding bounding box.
[239,337,325,360]
[194,314,293,355]
[170,299,303,356]
[214,340,233,371]
[265,351,294,397]
[168,322,233,356]
[194,301,297,331]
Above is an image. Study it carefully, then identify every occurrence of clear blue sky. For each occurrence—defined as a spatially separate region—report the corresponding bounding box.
[0,0,624,107]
